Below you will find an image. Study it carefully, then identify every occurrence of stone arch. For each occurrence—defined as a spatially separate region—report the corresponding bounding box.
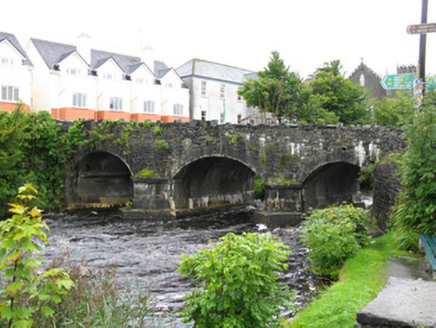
[70,151,133,206]
[302,161,361,211]
[170,155,258,211]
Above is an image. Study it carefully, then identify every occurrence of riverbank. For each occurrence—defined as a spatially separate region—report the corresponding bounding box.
[286,232,422,327]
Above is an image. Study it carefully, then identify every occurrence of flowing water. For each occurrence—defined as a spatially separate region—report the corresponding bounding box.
[42,209,317,327]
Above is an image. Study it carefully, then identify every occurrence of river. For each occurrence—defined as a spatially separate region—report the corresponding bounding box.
[42,209,317,327]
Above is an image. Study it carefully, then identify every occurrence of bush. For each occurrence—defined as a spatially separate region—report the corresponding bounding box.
[395,92,436,234]
[301,204,370,280]
[178,232,294,328]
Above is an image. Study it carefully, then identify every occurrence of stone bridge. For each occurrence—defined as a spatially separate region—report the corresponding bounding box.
[64,120,405,223]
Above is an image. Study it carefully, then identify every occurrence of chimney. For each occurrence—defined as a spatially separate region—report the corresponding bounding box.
[140,45,155,74]
[77,33,91,65]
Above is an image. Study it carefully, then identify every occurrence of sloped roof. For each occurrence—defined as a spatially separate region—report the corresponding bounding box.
[0,32,33,66]
[31,38,76,69]
[176,59,254,84]
[154,60,170,78]
[90,49,141,72]
[29,37,173,80]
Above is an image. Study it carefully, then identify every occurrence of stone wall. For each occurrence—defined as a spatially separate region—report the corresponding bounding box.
[372,163,403,231]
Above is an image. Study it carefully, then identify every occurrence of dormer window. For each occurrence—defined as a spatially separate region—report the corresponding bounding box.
[165,82,173,88]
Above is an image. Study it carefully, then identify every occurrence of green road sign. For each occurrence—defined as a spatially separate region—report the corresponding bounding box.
[381,74,414,89]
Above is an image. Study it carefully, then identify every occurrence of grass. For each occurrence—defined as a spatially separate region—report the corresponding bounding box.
[286,232,409,328]
[36,255,159,327]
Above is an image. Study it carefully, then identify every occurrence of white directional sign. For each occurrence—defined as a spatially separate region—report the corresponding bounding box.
[407,23,436,34]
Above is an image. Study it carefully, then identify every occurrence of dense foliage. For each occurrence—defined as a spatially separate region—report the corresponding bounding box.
[394,92,436,234]
[0,108,138,219]
[0,108,83,218]
[301,204,370,280]
[178,232,293,328]
[371,92,416,126]
[0,185,74,327]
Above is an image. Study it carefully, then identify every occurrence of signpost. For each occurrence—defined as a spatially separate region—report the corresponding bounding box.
[381,74,415,90]
[407,23,436,34]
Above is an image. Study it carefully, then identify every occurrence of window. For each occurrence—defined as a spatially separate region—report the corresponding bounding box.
[1,85,19,102]
[201,110,206,121]
[220,84,226,99]
[1,58,14,65]
[72,93,87,108]
[165,82,173,88]
[201,81,207,96]
[173,103,183,116]
[110,97,123,110]
[359,74,365,86]
[103,73,116,80]
[66,68,81,75]
[136,78,147,84]
[143,100,155,113]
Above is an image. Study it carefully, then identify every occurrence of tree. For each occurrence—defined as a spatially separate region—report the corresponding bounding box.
[371,92,416,127]
[311,60,371,125]
[294,81,339,124]
[178,232,293,327]
[238,51,301,123]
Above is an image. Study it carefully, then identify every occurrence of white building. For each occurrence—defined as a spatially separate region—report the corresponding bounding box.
[23,34,189,122]
[0,32,33,112]
[177,59,258,124]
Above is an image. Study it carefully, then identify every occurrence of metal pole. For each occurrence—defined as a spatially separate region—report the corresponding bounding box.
[419,0,428,96]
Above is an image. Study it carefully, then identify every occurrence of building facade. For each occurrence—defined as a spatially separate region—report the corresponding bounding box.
[177,59,258,124]
[0,32,33,112]
[24,35,189,122]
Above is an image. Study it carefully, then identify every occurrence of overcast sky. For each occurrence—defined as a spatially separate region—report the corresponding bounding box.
[2,0,435,79]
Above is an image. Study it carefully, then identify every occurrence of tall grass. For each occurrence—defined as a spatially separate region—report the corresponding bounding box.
[286,233,406,327]
[35,255,159,327]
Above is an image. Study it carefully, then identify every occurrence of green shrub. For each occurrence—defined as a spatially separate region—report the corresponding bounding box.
[301,204,370,280]
[178,232,294,328]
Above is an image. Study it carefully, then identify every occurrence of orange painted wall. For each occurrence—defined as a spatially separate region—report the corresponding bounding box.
[0,102,30,113]
[96,110,130,122]
[130,113,162,122]
[51,108,96,121]
[161,115,189,123]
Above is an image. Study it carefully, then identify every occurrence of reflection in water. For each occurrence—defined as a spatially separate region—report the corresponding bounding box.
[43,209,316,327]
